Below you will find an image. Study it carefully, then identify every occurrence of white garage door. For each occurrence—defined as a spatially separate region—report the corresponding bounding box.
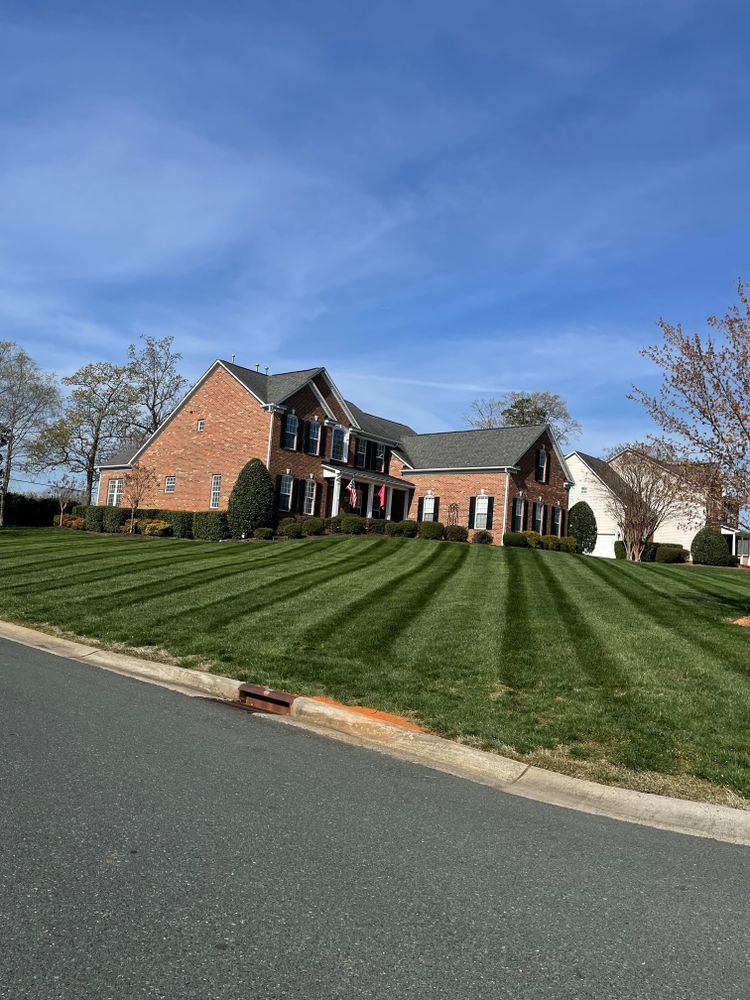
[592,533,617,559]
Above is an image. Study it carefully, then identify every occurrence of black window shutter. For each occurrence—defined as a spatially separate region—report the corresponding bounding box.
[319,425,327,458]
[468,496,476,529]
[486,496,494,529]
[314,481,322,516]
[546,452,551,484]
[275,475,283,508]
[433,497,440,521]
[542,504,547,535]
[417,497,424,522]
[366,440,375,470]
[299,421,307,452]
[297,480,307,514]
[279,415,287,448]
[523,499,529,530]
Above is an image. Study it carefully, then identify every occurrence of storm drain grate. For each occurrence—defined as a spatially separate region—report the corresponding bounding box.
[238,683,297,715]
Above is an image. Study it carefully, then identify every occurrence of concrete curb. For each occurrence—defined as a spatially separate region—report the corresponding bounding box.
[2,620,749,846]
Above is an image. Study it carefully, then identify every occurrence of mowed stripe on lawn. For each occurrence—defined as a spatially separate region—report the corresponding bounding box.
[3,528,750,799]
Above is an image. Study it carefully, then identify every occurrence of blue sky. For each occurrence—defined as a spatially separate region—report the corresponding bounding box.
[3,0,750,459]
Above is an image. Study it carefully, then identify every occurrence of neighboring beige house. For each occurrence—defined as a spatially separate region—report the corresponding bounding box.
[566,450,750,560]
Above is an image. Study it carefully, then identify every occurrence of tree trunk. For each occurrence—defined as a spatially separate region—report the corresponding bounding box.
[0,434,13,528]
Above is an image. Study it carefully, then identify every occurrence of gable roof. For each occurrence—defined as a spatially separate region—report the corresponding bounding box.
[398,424,552,471]
[344,401,416,444]
[221,361,325,405]
[568,451,629,500]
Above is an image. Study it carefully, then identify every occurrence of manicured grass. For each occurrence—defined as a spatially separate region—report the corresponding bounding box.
[3,527,750,802]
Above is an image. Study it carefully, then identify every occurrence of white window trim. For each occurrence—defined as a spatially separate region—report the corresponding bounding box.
[210,474,222,509]
[536,448,548,482]
[197,418,205,432]
[308,420,321,456]
[303,480,316,516]
[512,497,524,532]
[164,476,176,494]
[107,478,123,506]
[331,425,347,463]
[284,413,299,450]
[422,495,435,522]
[279,473,293,512]
[474,494,489,530]
[375,443,386,472]
[355,438,367,469]
[533,501,544,533]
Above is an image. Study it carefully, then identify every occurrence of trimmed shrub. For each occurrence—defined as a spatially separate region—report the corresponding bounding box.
[281,521,304,538]
[691,527,732,566]
[384,521,402,536]
[325,515,342,534]
[141,519,172,537]
[227,458,275,540]
[419,520,445,540]
[193,511,229,541]
[85,506,104,532]
[3,493,57,526]
[254,527,275,540]
[614,540,626,560]
[102,506,129,533]
[541,534,561,551]
[277,517,298,532]
[568,501,597,554]
[302,517,325,536]
[70,504,86,517]
[157,509,193,539]
[366,518,386,534]
[68,517,87,530]
[472,530,494,544]
[559,536,578,553]
[398,519,418,538]
[655,545,688,564]
[445,524,468,543]
[340,514,365,535]
[54,513,77,528]
[503,531,528,547]
[522,531,544,549]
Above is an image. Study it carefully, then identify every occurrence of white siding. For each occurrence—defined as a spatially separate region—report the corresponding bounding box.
[652,504,705,551]
[566,453,621,557]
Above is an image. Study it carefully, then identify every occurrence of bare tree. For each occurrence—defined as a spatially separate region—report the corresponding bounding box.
[122,464,158,531]
[128,335,187,437]
[0,342,60,527]
[604,445,704,561]
[631,279,750,522]
[48,475,84,523]
[466,390,581,445]
[26,362,139,503]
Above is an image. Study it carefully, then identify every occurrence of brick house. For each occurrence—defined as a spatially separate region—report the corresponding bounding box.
[96,359,574,543]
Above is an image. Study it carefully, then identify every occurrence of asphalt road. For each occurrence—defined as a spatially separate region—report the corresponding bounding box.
[2,639,750,1000]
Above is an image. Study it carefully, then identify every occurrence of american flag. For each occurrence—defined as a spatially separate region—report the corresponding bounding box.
[346,479,358,508]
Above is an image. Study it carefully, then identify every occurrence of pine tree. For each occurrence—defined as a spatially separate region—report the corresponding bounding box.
[227,459,275,539]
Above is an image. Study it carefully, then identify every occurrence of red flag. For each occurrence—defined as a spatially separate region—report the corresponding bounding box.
[377,483,386,511]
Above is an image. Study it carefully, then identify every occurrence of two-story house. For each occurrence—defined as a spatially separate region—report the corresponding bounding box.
[96,359,574,543]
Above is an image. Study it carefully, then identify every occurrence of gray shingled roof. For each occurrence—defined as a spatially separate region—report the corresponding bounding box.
[398,424,549,470]
[222,361,324,405]
[574,451,629,499]
[344,401,416,443]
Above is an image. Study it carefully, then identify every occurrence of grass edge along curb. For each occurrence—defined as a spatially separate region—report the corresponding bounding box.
[1,618,749,847]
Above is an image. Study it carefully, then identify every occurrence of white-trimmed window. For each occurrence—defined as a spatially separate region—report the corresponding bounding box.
[210,474,222,509]
[355,438,367,469]
[106,478,123,506]
[331,426,346,462]
[303,479,316,516]
[422,495,436,522]
[511,497,524,532]
[197,418,205,432]
[307,420,320,455]
[474,494,489,530]
[535,448,548,483]
[533,501,544,534]
[279,474,293,512]
[375,444,386,472]
[551,505,562,536]
[283,414,299,450]
[164,476,176,494]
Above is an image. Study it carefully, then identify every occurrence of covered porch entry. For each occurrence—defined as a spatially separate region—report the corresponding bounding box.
[322,465,414,520]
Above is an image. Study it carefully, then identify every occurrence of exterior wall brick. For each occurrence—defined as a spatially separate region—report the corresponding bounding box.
[505,430,571,537]
[98,364,270,511]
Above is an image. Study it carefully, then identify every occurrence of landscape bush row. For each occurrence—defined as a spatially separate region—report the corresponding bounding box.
[611,530,738,566]
[502,530,579,553]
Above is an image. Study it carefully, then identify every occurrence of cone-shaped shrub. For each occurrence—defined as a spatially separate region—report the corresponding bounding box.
[568,501,597,554]
[227,458,275,539]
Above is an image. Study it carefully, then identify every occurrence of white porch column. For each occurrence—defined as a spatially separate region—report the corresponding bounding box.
[366,483,374,519]
[331,472,342,516]
[385,487,393,521]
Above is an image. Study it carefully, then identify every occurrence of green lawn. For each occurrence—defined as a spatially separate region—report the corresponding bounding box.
[3,527,750,804]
